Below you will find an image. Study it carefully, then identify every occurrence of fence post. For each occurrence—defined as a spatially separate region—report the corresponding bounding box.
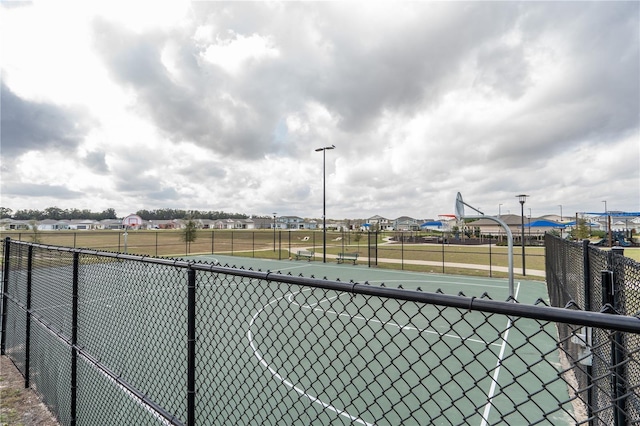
[71,251,79,426]
[25,245,33,388]
[401,232,404,270]
[581,239,594,425]
[441,236,445,274]
[187,268,196,426]
[489,242,492,278]
[1,237,11,355]
[601,263,627,426]
[611,248,627,426]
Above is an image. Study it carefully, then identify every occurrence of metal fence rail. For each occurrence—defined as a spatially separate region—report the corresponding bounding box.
[2,237,640,425]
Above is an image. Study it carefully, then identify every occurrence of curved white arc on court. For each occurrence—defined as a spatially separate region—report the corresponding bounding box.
[287,289,501,348]
[247,290,375,426]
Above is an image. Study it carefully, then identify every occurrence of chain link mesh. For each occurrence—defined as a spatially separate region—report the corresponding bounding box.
[2,238,640,425]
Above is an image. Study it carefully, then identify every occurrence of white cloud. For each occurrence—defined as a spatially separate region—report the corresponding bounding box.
[201,32,280,74]
[1,2,638,219]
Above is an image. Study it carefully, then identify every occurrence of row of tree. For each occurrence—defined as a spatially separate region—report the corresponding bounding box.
[0,206,266,221]
[1,207,118,221]
[134,209,257,220]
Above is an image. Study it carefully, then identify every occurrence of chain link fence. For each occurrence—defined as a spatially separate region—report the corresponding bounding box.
[545,233,640,425]
[2,237,640,425]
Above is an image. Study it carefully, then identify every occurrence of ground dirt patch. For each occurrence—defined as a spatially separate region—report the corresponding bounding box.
[1,356,59,426]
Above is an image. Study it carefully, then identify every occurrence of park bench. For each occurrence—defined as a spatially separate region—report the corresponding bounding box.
[337,252,358,265]
[295,250,314,261]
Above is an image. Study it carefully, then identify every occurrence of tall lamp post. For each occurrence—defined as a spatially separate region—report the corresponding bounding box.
[516,194,528,276]
[603,200,611,247]
[315,145,335,263]
[558,205,563,222]
[272,213,277,252]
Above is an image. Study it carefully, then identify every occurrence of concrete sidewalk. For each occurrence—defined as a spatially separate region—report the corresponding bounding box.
[299,250,546,278]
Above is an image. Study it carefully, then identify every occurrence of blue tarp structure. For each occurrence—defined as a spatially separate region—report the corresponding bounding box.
[524,220,566,228]
[420,221,444,228]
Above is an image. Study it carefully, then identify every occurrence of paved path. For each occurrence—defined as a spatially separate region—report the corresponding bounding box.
[292,249,546,278]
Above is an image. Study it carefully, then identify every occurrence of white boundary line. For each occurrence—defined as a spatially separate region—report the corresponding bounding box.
[248,286,508,425]
[247,289,374,426]
[287,289,502,348]
[480,281,521,426]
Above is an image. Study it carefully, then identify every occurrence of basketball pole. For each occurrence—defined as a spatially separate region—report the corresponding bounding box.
[456,193,514,301]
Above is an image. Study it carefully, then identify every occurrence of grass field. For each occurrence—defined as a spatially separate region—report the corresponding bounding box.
[1,230,638,279]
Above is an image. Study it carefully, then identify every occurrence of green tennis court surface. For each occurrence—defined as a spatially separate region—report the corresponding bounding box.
[188,253,548,304]
[180,254,568,425]
[29,254,569,424]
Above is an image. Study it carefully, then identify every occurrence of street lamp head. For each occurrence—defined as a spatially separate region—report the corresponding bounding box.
[516,194,529,205]
[315,145,336,152]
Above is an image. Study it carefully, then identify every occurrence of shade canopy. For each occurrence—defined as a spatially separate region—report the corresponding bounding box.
[524,220,566,228]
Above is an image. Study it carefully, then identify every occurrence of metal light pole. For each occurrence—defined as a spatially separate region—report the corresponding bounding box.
[603,200,611,247]
[558,205,563,222]
[498,203,503,217]
[272,213,277,251]
[315,145,335,263]
[517,194,528,276]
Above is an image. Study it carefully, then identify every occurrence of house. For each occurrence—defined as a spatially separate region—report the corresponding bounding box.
[463,214,532,239]
[37,219,70,231]
[1,219,31,230]
[394,216,420,231]
[99,219,123,230]
[277,216,308,230]
[68,219,98,230]
[366,215,394,231]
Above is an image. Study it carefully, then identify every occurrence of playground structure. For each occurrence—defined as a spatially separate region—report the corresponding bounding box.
[592,230,638,247]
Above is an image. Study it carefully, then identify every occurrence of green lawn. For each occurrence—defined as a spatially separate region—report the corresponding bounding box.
[2,230,638,278]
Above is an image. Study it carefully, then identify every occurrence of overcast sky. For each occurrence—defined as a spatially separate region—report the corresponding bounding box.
[1,1,638,220]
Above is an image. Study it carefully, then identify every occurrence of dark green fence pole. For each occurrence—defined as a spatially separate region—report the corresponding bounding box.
[71,251,79,426]
[581,240,594,424]
[25,245,33,388]
[441,236,445,274]
[187,268,196,426]
[601,265,627,426]
[611,248,627,426]
[488,241,492,278]
[401,232,404,270]
[211,230,214,254]
[1,237,11,354]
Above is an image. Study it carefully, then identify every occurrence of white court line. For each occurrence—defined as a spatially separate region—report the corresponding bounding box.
[287,289,502,348]
[247,289,374,426]
[480,281,521,426]
[365,279,505,290]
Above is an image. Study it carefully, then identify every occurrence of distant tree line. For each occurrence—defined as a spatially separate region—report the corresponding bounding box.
[1,207,118,221]
[135,209,256,220]
[0,206,268,221]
